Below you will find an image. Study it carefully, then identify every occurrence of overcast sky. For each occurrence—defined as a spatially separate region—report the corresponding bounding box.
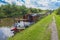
[0,0,60,10]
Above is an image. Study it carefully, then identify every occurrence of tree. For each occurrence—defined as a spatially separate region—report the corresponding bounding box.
[0,4,42,18]
[56,7,60,15]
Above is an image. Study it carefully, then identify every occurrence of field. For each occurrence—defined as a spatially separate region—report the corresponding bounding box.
[8,15,52,40]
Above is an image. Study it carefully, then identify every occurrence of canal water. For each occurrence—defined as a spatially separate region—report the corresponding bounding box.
[0,27,14,40]
[0,22,31,40]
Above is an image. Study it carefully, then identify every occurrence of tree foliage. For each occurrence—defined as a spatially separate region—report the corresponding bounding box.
[0,4,41,18]
[56,7,60,15]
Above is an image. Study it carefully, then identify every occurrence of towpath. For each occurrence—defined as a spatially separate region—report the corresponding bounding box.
[49,16,58,40]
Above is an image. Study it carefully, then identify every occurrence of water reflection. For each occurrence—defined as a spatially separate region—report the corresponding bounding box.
[0,27,14,40]
[0,22,32,40]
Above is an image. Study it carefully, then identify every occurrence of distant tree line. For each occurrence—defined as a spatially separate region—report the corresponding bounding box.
[0,4,42,18]
[56,7,60,15]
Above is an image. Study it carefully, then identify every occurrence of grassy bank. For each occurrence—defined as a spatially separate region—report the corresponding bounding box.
[55,14,60,40]
[8,15,52,40]
[0,18,14,26]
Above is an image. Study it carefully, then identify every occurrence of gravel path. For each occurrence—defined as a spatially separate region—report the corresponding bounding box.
[50,16,58,40]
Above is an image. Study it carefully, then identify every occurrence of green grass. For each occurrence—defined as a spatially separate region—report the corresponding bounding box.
[53,10,60,40]
[55,14,60,40]
[8,15,52,40]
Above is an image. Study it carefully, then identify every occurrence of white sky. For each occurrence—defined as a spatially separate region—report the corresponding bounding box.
[0,0,60,10]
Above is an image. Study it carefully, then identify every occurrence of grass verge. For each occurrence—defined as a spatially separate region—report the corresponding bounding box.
[8,15,52,40]
[55,14,60,40]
